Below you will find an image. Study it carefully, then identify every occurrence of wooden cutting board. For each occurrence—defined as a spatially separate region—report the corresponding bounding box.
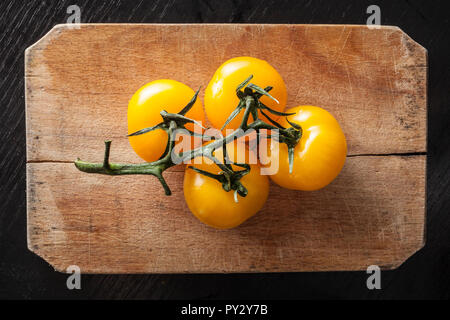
[25,24,427,273]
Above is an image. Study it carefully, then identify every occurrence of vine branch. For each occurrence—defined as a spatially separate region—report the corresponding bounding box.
[74,75,302,198]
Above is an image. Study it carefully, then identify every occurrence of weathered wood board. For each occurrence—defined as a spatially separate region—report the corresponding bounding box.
[25,24,427,273]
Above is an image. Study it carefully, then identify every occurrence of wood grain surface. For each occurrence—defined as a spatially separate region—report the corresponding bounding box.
[25,24,427,273]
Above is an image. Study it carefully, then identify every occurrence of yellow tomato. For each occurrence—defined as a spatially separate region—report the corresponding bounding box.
[183,142,269,229]
[261,106,347,191]
[128,79,205,162]
[205,57,287,132]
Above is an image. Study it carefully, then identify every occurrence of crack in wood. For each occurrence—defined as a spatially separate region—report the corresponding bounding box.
[347,152,426,157]
[27,160,74,164]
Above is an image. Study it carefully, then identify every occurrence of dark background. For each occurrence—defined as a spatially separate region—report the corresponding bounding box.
[1,0,449,300]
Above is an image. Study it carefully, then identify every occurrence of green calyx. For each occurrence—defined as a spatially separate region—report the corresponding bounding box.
[188,141,250,203]
[188,163,249,202]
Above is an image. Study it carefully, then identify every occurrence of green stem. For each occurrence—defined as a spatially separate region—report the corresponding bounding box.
[103,140,111,169]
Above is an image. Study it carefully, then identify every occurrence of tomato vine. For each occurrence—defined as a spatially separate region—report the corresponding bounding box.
[74,75,302,198]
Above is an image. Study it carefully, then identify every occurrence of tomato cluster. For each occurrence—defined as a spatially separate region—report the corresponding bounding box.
[127,57,347,229]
